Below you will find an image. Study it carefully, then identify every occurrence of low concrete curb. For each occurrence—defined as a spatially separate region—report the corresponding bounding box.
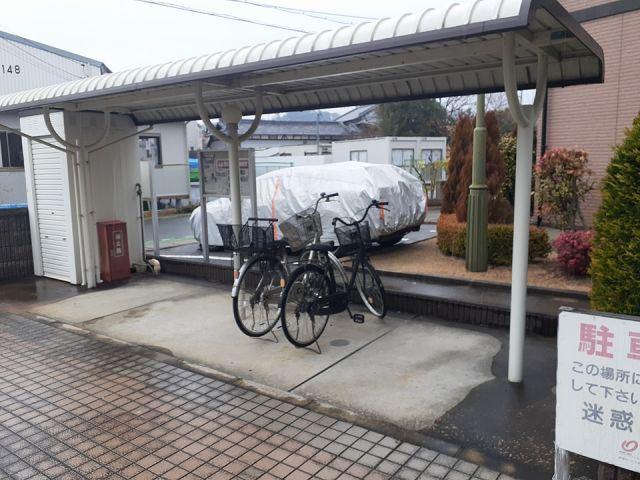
[152,256,589,337]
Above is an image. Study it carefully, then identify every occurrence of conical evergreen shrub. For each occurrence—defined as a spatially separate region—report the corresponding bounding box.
[591,112,640,314]
[442,115,473,215]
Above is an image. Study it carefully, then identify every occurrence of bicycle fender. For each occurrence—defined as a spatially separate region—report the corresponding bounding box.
[231,260,251,297]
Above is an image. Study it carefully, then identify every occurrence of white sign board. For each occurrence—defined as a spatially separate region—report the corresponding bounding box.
[199,149,254,197]
[557,310,640,472]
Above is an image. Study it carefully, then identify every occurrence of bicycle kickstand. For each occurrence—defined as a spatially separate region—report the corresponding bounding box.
[304,340,322,355]
[269,329,279,343]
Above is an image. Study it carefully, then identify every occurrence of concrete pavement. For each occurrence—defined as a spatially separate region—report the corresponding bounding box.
[2,272,595,478]
[29,277,501,433]
[0,312,512,480]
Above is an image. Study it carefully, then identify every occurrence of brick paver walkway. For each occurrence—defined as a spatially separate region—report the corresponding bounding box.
[0,314,513,480]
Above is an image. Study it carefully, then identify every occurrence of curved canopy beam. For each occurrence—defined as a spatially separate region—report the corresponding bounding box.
[194,83,227,144]
[44,107,113,151]
[238,93,263,143]
[194,83,263,144]
[44,107,76,150]
[502,32,549,127]
[532,53,549,119]
[85,110,112,150]
[502,32,529,127]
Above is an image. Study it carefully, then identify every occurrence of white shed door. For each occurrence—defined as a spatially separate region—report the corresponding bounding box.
[31,139,75,282]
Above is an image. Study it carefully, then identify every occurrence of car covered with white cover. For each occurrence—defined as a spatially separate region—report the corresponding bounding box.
[189,162,426,249]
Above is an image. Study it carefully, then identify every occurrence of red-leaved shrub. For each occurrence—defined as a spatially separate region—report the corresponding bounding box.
[552,230,593,276]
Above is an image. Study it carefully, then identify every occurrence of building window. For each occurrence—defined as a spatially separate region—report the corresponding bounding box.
[391,148,414,168]
[350,150,367,162]
[139,136,162,166]
[0,132,24,168]
[421,148,445,180]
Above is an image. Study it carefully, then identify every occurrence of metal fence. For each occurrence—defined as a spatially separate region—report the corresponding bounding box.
[0,207,33,281]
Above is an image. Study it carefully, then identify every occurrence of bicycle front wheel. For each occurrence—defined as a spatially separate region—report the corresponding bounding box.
[356,261,386,318]
[281,264,332,347]
[233,254,286,337]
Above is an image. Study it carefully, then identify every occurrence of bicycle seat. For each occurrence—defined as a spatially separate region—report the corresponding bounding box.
[306,241,334,252]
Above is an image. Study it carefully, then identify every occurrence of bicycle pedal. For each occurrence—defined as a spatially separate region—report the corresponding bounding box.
[352,314,365,324]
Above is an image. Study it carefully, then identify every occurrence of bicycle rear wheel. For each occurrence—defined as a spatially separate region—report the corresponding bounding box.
[356,260,386,318]
[233,254,286,337]
[281,264,332,347]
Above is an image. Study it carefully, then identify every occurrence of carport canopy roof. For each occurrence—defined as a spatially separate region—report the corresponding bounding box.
[0,0,603,126]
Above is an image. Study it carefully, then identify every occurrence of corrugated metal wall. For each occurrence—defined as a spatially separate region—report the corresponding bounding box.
[0,38,102,95]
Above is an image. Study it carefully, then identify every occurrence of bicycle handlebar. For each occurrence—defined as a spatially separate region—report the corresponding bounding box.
[332,199,389,227]
[310,192,339,215]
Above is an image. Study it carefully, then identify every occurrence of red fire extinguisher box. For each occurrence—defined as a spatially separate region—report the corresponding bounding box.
[97,221,131,282]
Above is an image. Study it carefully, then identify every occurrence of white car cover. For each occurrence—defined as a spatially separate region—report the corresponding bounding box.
[190,162,426,246]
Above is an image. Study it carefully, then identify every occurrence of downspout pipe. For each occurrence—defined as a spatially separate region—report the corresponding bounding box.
[541,88,549,157]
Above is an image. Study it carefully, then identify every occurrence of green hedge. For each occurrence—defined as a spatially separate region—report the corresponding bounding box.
[591,113,640,314]
[437,214,550,266]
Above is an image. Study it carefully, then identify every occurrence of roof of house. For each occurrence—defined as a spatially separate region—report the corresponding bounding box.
[336,105,377,124]
[0,0,603,125]
[231,119,351,138]
[208,119,352,140]
[0,30,111,74]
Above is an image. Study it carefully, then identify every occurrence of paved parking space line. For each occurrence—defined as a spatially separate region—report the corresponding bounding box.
[287,329,393,392]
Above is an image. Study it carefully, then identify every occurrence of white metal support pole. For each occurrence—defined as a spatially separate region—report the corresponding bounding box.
[248,151,258,219]
[201,193,209,263]
[76,145,97,288]
[148,161,160,256]
[193,83,263,278]
[73,150,87,287]
[508,105,534,382]
[223,109,243,275]
[502,33,548,383]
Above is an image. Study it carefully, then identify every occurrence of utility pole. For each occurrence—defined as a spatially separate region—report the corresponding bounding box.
[465,93,488,272]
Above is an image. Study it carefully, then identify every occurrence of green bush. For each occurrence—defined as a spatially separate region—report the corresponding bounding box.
[437,214,465,256]
[591,113,640,314]
[437,214,550,266]
[535,147,594,229]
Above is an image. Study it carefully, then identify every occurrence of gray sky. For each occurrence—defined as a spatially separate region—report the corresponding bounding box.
[2,0,429,72]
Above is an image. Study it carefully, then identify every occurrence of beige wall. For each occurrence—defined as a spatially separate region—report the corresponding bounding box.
[561,0,619,9]
[538,3,640,225]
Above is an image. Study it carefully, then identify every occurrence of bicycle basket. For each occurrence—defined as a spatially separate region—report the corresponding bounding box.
[216,223,275,254]
[280,209,322,252]
[217,224,250,251]
[334,221,372,256]
[246,224,276,254]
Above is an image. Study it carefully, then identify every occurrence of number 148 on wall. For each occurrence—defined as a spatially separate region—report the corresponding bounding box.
[1,65,21,74]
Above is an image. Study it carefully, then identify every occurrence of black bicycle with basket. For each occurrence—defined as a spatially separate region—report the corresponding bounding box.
[279,199,388,348]
[217,192,338,339]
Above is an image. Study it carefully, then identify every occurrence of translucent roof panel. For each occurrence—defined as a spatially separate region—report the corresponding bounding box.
[0,0,603,125]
